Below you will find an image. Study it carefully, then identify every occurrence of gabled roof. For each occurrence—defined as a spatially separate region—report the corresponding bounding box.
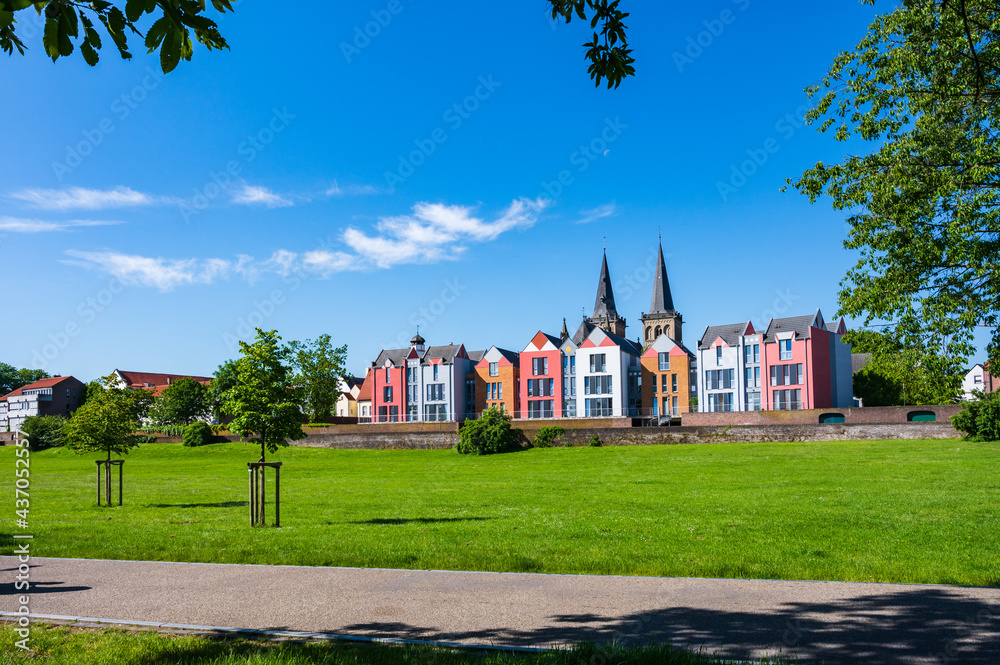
[376,343,469,367]
[345,376,364,390]
[643,333,696,359]
[468,350,486,364]
[571,318,596,346]
[698,321,752,350]
[373,348,410,368]
[583,326,642,357]
[648,242,675,314]
[116,370,211,388]
[423,344,466,364]
[478,347,519,367]
[763,311,823,341]
[357,371,373,402]
[591,250,619,321]
[1,375,83,401]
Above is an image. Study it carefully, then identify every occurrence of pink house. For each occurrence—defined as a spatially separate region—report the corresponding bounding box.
[519,331,566,418]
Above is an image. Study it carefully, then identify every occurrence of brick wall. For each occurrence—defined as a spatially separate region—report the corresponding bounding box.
[682,404,962,427]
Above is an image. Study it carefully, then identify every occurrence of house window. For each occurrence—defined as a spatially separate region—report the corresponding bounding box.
[424,404,447,421]
[532,357,548,376]
[672,396,678,416]
[383,386,393,402]
[770,364,804,387]
[584,375,612,395]
[528,400,554,418]
[744,345,753,364]
[661,374,668,393]
[716,346,723,365]
[659,353,670,371]
[779,339,793,360]
[426,384,444,401]
[433,364,439,381]
[652,375,657,394]
[407,368,417,383]
[707,393,733,412]
[748,392,761,411]
[754,345,760,363]
[498,383,503,400]
[774,388,802,410]
[565,356,575,374]
[672,374,678,393]
[590,354,607,373]
[585,398,612,417]
[489,362,498,377]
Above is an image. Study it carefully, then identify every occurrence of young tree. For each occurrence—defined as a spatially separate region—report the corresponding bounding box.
[20,415,67,451]
[289,334,347,423]
[792,1,1000,370]
[0,362,49,395]
[64,373,153,461]
[2,1,634,85]
[457,407,520,455]
[222,329,305,462]
[150,377,210,425]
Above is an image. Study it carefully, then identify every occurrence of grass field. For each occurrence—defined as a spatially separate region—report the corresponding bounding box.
[0,625,784,665]
[2,439,998,585]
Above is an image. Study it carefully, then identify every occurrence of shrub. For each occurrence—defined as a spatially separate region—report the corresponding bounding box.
[588,434,603,447]
[132,435,158,444]
[952,392,1000,441]
[139,425,186,437]
[533,426,565,448]
[183,421,214,447]
[457,408,519,455]
[20,415,68,451]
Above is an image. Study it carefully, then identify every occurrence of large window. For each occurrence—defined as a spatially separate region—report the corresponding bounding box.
[426,384,444,401]
[563,356,576,375]
[659,352,670,371]
[672,373,678,393]
[383,386,393,402]
[433,364,439,381]
[528,400,554,418]
[747,391,761,411]
[532,357,549,376]
[779,339,793,360]
[584,375,613,395]
[774,388,802,410]
[716,346,723,365]
[489,362,499,377]
[661,374,669,393]
[527,379,555,397]
[705,369,735,391]
[744,344,761,364]
[707,392,733,412]
[590,354,607,373]
[585,397,613,417]
[424,404,447,421]
[770,364,804,387]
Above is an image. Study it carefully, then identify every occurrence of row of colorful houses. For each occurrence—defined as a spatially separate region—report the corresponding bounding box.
[351,244,857,423]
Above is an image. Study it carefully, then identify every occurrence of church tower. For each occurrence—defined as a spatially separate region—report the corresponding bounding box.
[641,241,682,348]
[587,250,627,338]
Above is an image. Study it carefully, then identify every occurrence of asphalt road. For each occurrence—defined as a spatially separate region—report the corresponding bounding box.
[2,557,999,664]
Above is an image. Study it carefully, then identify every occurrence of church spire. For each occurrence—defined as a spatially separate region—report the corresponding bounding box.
[560,317,570,342]
[592,249,619,321]
[648,242,675,314]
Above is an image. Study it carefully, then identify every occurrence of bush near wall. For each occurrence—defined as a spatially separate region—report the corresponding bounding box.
[952,392,1000,441]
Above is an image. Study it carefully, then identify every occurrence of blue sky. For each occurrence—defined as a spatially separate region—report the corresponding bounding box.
[3,1,986,381]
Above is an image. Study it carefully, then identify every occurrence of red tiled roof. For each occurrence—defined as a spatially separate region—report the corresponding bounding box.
[357,372,373,401]
[1,376,78,401]
[116,370,212,388]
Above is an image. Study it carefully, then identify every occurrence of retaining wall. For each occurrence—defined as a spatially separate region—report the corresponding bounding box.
[682,404,961,427]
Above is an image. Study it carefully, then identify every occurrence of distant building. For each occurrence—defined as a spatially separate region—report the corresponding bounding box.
[963,363,998,400]
[335,377,365,418]
[576,326,643,418]
[586,250,627,338]
[641,242,683,348]
[369,334,474,422]
[356,370,373,422]
[112,370,212,396]
[697,311,853,412]
[641,334,697,419]
[0,375,86,432]
[470,347,520,417]
[519,331,568,419]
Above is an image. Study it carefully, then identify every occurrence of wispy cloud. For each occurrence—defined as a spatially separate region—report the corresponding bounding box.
[230,183,294,208]
[0,217,123,233]
[576,202,617,225]
[8,186,173,210]
[64,198,546,290]
[325,181,384,197]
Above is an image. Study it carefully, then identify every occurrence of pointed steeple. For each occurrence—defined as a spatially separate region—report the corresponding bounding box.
[648,242,675,314]
[592,250,619,320]
[560,317,570,343]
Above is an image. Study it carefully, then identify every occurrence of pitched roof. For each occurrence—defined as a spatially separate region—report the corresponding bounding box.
[373,348,410,368]
[357,372,373,401]
[763,313,819,340]
[698,322,751,350]
[648,242,675,314]
[468,350,486,364]
[1,375,82,401]
[591,250,619,321]
[345,376,364,390]
[374,344,468,367]
[495,348,519,365]
[588,327,642,356]
[424,344,465,363]
[571,318,596,346]
[116,370,212,388]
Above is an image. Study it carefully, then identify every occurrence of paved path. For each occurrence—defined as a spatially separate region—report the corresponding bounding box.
[2,557,999,664]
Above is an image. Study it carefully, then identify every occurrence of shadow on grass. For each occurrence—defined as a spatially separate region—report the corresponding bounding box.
[148,502,248,509]
[352,517,493,526]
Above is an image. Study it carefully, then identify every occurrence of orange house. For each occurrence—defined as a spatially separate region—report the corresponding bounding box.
[470,346,520,417]
[641,334,696,418]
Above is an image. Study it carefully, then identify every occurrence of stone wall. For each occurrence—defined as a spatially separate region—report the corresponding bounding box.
[0,431,20,446]
[295,431,458,450]
[682,404,961,427]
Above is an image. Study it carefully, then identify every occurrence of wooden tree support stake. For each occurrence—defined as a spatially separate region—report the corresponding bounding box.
[248,462,282,527]
[95,460,124,506]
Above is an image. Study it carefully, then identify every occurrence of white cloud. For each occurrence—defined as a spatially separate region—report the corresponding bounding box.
[8,186,172,210]
[325,181,383,197]
[64,250,236,291]
[576,202,617,225]
[231,183,294,208]
[63,198,546,289]
[0,217,123,233]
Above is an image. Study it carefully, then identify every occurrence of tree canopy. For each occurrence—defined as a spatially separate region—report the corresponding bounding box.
[844,329,963,405]
[793,0,1000,369]
[221,328,305,462]
[0,362,49,395]
[289,334,347,423]
[3,1,634,85]
[149,376,210,425]
[64,373,154,460]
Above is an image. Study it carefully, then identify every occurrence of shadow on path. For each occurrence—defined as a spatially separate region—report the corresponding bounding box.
[333,587,1000,664]
[148,502,248,509]
[0,581,91,596]
[352,518,492,526]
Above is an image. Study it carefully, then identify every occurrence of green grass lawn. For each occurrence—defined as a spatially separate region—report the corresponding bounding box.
[0,625,783,665]
[2,439,998,585]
